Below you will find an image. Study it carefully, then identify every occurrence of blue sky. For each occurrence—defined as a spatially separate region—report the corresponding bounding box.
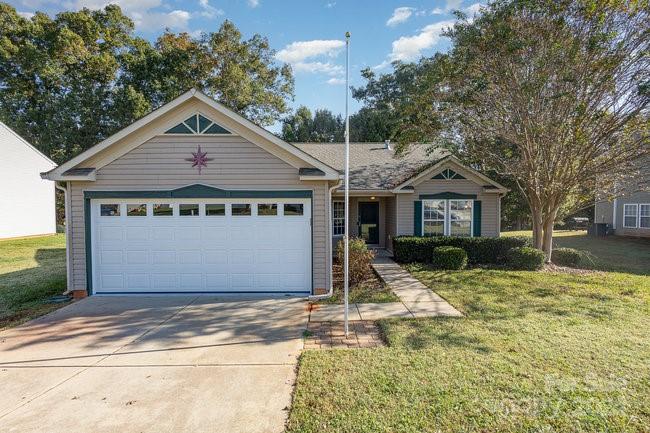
[9,0,483,128]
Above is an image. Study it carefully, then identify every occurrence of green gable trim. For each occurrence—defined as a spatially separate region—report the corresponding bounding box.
[165,113,231,135]
[84,197,93,296]
[419,192,477,200]
[432,168,466,180]
[414,200,423,236]
[84,185,312,200]
[473,200,482,237]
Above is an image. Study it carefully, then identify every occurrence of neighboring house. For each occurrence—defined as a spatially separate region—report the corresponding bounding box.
[41,89,507,298]
[594,157,650,237]
[0,122,57,239]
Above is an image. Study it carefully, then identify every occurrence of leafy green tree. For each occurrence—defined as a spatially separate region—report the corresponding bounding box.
[440,0,649,259]
[0,4,294,163]
[281,106,344,142]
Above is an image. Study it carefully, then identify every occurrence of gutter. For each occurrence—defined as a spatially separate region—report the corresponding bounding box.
[55,182,73,295]
[309,178,343,301]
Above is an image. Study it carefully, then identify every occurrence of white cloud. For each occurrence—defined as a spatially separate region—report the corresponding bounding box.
[198,0,224,18]
[131,9,191,30]
[387,19,455,62]
[276,39,345,63]
[386,7,415,27]
[293,61,343,76]
[463,3,484,15]
[17,11,34,19]
[325,2,336,8]
[326,77,345,85]
[431,0,463,14]
[247,0,259,7]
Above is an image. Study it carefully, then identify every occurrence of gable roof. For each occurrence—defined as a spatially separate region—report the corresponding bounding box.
[1,121,56,167]
[294,142,448,189]
[42,89,339,181]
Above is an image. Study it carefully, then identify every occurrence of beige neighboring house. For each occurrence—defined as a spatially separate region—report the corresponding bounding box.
[41,89,507,298]
[595,156,650,237]
[1,121,57,239]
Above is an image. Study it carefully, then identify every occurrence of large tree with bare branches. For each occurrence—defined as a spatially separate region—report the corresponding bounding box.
[440,0,649,259]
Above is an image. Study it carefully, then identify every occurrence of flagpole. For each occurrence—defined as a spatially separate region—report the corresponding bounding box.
[344,31,350,338]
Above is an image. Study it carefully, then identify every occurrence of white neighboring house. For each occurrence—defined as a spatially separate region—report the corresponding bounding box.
[0,122,57,239]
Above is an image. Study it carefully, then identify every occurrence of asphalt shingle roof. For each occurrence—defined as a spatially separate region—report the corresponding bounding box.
[294,142,449,190]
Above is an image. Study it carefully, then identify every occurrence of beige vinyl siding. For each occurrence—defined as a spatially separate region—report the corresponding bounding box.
[68,134,330,292]
[396,177,501,238]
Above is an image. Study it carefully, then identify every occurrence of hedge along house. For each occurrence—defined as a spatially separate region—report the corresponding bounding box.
[42,89,507,298]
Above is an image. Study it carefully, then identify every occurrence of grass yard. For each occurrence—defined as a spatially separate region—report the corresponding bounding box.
[503,230,650,275]
[288,235,650,432]
[0,234,68,330]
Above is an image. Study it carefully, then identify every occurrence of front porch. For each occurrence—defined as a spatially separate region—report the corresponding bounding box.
[331,193,396,251]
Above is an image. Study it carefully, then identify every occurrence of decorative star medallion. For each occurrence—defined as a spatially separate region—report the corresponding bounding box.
[185,145,213,174]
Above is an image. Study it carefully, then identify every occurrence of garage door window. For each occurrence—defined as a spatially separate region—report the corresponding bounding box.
[258,203,277,216]
[100,204,120,216]
[127,204,147,216]
[284,203,304,216]
[206,204,225,216]
[232,204,251,216]
[153,204,173,216]
[179,204,199,216]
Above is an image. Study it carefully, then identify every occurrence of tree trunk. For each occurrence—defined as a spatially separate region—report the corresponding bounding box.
[531,209,543,250]
[542,218,554,262]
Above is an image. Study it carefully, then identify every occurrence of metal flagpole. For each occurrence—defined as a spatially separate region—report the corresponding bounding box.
[344,31,350,338]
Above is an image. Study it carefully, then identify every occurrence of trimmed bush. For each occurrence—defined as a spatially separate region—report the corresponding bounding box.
[336,237,375,286]
[393,236,530,265]
[431,246,468,270]
[552,247,582,268]
[506,247,545,270]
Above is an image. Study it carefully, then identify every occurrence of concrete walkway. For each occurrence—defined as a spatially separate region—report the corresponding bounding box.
[0,296,308,433]
[310,256,461,321]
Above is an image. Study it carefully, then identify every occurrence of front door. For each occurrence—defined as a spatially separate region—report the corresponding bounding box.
[358,202,379,244]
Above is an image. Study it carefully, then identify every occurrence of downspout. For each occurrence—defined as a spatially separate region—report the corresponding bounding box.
[309,178,343,300]
[55,182,72,295]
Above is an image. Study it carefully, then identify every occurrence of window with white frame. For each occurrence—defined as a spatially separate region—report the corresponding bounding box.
[449,200,473,236]
[423,200,445,236]
[423,199,473,237]
[639,204,650,228]
[333,201,345,235]
[623,204,638,228]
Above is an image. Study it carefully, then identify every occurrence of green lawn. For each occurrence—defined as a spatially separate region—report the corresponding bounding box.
[503,230,650,275]
[0,234,68,330]
[288,236,650,432]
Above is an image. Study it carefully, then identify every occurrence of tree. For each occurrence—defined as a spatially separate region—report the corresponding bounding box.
[441,0,649,259]
[351,57,449,148]
[0,5,294,163]
[281,106,344,142]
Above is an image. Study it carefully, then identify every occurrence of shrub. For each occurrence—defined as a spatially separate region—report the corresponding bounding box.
[506,247,545,270]
[552,247,582,268]
[431,246,468,270]
[392,236,530,265]
[336,237,375,286]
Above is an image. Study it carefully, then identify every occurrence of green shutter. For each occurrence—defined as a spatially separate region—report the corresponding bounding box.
[473,200,482,237]
[414,200,423,236]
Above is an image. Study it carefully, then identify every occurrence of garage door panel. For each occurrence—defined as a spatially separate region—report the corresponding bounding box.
[91,198,311,294]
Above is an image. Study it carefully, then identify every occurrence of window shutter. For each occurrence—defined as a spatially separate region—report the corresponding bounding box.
[414,200,422,236]
[473,200,482,237]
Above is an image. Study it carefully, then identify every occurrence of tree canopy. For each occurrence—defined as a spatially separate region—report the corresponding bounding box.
[0,3,294,163]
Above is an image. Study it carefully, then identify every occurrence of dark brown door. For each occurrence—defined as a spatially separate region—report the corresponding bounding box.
[358,202,379,244]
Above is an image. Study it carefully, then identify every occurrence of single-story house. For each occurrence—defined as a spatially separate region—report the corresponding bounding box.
[594,157,649,237]
[1,121,57,239]
[41,89,507,298]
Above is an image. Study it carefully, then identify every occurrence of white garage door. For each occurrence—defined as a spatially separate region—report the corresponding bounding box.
[90,198,312,294]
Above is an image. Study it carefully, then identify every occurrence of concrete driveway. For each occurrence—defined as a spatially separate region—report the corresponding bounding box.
[0,296,309,433]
